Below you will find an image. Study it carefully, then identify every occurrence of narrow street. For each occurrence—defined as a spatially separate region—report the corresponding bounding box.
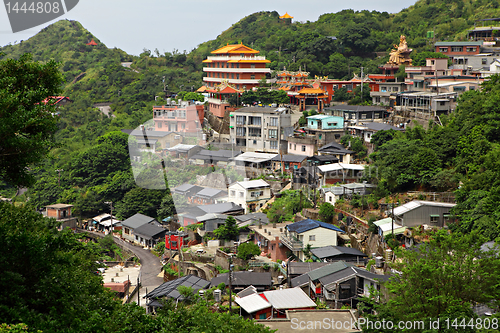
[113,236,164,307]
[79,230,164,307]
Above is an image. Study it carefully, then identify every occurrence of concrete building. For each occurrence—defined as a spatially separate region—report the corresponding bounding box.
[392,200,456,228]
[325,105,389,125]
[44,204,78,230]
[228,179,271,213]
[229,106,292,153]
[250,222,292,262]
[152,101,204,133]
[281,219,344,262]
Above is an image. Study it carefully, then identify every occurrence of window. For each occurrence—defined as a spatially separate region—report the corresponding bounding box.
[157,122,162,128]
[270,141,278,149]
[231,73,234,79]
[466,47,476,52]
[251,75,255,79]
[482,58,487,65]
[301,145,306,152]
[236,115,246,125]
[239,192,244,198]
[230,190,235,197]
[248,116,261,125]
[430,215,439,224]
[361,114,367,119]
[309,235,316,241]
[439,47,448,52]
[125,228,130,234]
[236,127,246,136]
[294,144,297,150]
[451,47,463,52]
[236,74,240,79]
[181,123,185,130]
[270,117,278,126]
[249,128,261,137]
[268,129,278,139]
[430,60,435,65]
[251,64,255,68]
[374,113,380,119]
[289,143,292,149]
[392,87,399,92]
[381,86,387,92]
[328,196,332,202]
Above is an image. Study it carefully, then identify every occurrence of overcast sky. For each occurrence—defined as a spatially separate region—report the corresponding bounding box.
[1,0,418,56]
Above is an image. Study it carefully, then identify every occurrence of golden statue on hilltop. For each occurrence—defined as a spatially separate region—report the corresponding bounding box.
[388,35,413,66]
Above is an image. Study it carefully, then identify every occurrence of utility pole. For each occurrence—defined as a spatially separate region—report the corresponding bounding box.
[360,67,364,96]
[55,169,63,186]
[228,255,233,313]
[105,201,113,233]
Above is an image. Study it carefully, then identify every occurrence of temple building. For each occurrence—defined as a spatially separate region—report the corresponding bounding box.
[206,81,243,118]
[202,43,271,91]
[86,38,98,46]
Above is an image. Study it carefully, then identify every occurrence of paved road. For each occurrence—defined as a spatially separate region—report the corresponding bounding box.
[113,236,164,306]
[79,230,164,307]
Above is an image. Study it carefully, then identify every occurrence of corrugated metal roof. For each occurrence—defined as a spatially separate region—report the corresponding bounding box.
[307,261,353,281]
[262,288,316,310]
[320,267,391,291]
[237,285,258,298]
[122,213,157,229]
[318,163,365,173]
[146,275,210,301]
[194,187,226,198]
[392,200,455,216]
[288,262,331,276]
[167,144,199,152]
[210,272,272,288]
[232,152,278,163]
[133,223,166,239]
[286,219,344,234]
[310,246,367,259]
[235,293,271,313]
[231,179,270,189]
[271,154,308,163]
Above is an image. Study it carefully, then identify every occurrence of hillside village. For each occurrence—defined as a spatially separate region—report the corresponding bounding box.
[37,19,500,331]
[3,3,500,332]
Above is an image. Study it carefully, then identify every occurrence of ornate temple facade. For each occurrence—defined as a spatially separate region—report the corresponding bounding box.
[202,43,271,91]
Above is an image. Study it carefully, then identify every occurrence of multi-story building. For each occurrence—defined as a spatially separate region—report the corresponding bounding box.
[370,82,408,105]
[405,58,450,89]
[229,106,292,153]
[227,179,271,213]
[202,43,271,90]
[152,101,204,133]
[325,105,388,125]
[435,41,483,59]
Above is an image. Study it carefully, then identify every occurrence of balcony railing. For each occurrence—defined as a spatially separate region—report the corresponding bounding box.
[280,234,303,251]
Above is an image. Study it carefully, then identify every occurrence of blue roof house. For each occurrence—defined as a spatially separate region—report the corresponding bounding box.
[306,115,344,130]
[280,219,345,261]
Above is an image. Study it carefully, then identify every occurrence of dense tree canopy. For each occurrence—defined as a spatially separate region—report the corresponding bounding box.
[359,230,500,332]
[0,53,63,187]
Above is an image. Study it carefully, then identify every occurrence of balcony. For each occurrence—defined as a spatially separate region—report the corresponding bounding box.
[205,55,268,61]
[203,67,271,73]
[280,233,303,251]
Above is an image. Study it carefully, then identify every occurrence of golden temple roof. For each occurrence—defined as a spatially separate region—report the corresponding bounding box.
[211,43,260,54]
